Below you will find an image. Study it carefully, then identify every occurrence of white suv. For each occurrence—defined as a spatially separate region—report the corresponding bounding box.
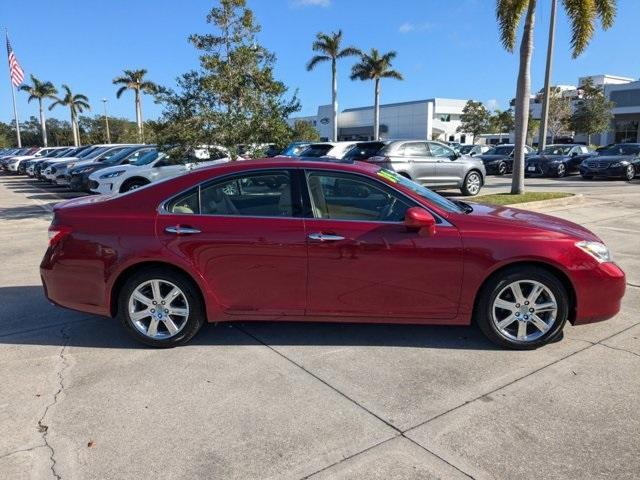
[89,148,230,195]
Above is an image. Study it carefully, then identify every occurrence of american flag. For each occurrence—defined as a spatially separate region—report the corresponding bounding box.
[6,34,24,87]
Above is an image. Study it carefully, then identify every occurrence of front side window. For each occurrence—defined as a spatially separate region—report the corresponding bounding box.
[306,171,410,222]
[428,142,455,158]
[166,171,295,218]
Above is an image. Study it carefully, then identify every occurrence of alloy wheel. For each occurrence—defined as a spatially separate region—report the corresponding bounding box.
[557,164,565,177]
[466,172,481,195]
[625,165,635,181]
[498,162,507,175]
[491,280,558,343]
[128,279,190,339]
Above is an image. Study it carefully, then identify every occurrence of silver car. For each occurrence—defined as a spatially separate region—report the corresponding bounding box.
[367,140,486,196]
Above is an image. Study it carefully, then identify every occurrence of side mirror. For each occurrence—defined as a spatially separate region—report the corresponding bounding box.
[404,207,437,236]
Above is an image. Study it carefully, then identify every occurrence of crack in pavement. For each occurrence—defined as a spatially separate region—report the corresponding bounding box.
[36,326,71,480]
[0,444,47,461]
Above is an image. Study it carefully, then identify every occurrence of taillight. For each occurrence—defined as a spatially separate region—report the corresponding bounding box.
[48,225,72,246]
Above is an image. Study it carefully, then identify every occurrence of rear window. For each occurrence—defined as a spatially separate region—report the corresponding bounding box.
[300,144,333,158]
[343,142,386,161]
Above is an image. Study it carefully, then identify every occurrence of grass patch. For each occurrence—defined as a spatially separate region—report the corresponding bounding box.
[474,191,574,205]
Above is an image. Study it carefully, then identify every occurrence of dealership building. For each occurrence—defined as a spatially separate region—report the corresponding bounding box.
[289,98,473,143]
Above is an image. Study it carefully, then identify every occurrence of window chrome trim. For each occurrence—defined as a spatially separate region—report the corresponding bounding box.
[157,166,454,227]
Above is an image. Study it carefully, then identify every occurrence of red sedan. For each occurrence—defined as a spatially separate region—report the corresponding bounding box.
[41,159,625,349]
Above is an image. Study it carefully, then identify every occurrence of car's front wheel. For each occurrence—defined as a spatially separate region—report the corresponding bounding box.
[497,161,507,175]
[624,164,635,181]
[556,163,566,177]
[120,178,150,193]
[476,266,568,349]
[118,267,206,347]
[460,171,483,196]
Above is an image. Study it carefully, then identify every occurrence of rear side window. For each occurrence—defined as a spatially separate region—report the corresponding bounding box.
[402,142,428,157]
[167,188,200,214]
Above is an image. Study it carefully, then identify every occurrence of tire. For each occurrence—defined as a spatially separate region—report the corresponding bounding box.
[556,163,566,177]
[118,267,206,347]
[624,164,635,181]
[398,172,411,180]
[497,162,507,175]
[476,266,568,350]
[460,170,483,196]
[120,178,149,193]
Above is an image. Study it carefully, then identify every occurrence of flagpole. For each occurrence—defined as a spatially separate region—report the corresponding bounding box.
[9,76,21,147]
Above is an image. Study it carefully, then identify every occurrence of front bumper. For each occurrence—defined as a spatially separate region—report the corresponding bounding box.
[483,162,506,174]
[525,162,561,177]
[573,261,626,325]
[90,180,114,195]
[580,165,627,179]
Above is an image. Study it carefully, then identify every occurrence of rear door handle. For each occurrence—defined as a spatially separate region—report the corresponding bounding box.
[308,233,345,242]
[165,226,201,235]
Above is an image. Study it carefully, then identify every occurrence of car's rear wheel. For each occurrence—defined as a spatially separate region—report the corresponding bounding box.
[476,266,568,349]
[460,171,482,196]
[118,267,205,347]
[497,162,507,175]
[120,178,150,193]
[556,163,566,177]
[624,164,635,181]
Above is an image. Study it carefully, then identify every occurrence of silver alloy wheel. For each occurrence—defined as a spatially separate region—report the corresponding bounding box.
[466,172,481,195]
[498,162,507,175]
[491,279,558,343]
[557,163,565,176]
[626,165,635,181]
[128,279,190,339]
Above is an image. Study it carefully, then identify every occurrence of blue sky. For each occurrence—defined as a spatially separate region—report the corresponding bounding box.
[2,0,638,124]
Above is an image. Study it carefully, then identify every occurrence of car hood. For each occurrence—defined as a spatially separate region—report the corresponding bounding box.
[88,163,138,180]
[478,154,509,163]
[460,202,600,242]
[587,154,636,163]
[526,154,569,163]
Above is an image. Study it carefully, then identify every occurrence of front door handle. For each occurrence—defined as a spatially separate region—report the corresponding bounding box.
[165,226,201,235]
[308,233,345,242]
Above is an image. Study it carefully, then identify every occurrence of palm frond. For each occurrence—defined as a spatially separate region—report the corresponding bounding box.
[595,0,616,28]
[381,70,403,80]
[306,55,331,71]
[337,46,361,58]
[562,0,617,57]
[48,99,63,111]
[116,85,129,98]
[496,0,529,51]
[73,93,89,102]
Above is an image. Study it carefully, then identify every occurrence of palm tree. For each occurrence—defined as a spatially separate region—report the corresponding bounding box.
[49,85,90,146]
[306,31,361,142]
[19,75,58,147]
[350,49,403,140]
[497,0,616,194]
[113,69,159,142]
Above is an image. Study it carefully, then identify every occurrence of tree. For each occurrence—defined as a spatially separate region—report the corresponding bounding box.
[19,75,58,147]
[113,69,159,142]
[544,87,572,143]
[155,0,300,158]
[306,31,360,142]
[350,49,403,141]
[77,115,142,144]
[49,85,90,146]
[289,120,320,142]
[570,78,614,145]
[527,113,540,146]
[457,100,490,142]
[496,0,616,193]
[489,109,515,142]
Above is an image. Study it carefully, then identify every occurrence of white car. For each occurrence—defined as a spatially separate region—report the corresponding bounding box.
[89,148,230,195]
[4,146,68,172]
[298,141,359,159]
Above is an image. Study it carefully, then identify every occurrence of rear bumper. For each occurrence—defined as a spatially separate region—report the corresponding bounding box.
[573,262,626,325]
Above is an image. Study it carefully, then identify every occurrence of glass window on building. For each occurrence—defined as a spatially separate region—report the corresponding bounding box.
[614,120,639,143]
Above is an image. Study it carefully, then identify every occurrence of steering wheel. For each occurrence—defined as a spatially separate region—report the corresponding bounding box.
[378,196,398,221]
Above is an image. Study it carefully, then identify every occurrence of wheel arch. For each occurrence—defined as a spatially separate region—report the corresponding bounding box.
[109,260,215,320]
[120,176,151,193]
[472,260,577,325]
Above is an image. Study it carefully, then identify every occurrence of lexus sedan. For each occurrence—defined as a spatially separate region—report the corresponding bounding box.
[478,144,535,175]
[41,159,625,349]
[580,143,640,181]
[525,144,593,177]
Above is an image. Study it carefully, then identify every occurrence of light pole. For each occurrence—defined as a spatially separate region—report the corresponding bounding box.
[102,98,111,143]
[538,0,557,152]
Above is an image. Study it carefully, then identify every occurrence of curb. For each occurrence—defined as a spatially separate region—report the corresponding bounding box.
[507,193,584,211]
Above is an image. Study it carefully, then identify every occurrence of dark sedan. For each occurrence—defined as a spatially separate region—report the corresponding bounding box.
[478,144,535,175]
[67,146,156,192]
[580,143,640,181]
[525,144,593,177]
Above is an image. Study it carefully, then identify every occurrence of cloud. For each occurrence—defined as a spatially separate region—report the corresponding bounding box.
[485,99,499,111]
[399,22,433,33]
[291,0,331,7]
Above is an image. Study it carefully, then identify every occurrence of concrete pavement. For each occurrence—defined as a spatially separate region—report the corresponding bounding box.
[0,174,638,479]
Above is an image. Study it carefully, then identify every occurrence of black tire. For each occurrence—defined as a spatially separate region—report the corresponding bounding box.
[460,170,483,196]
[556,163,566,177]
[120,178,150,193]
[624,164,635,181]
[398,172,412,179]
[497,162,507,175]
[475,266,568,350]
[118,267,206,348]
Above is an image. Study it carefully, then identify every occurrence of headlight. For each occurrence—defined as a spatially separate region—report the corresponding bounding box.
[576,241,611,263]
[609,161,628,168]
[100,170,125,179]
[75,167,94,174]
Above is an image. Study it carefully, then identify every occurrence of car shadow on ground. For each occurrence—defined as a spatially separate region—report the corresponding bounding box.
[0,285,499,351]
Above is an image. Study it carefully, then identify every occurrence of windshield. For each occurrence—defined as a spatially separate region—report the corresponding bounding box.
[132,149,161,166]
[77,146,105,158]
[597,144,640,156]
[299,144,333,158]
[377,168,464,214]
[542,145,572,155]
[282,143,310,156]
[459,145,475,154]
[485,146,513,156]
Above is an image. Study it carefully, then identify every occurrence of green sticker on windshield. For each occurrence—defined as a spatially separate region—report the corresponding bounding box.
[377,170,399,183]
